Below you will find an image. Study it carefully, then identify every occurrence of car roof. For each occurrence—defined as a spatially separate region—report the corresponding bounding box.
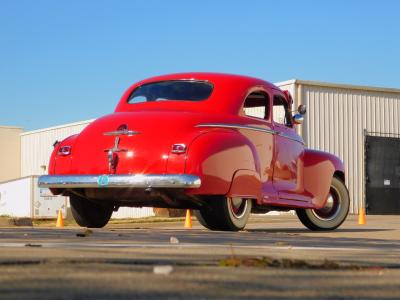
[115,72,283,114]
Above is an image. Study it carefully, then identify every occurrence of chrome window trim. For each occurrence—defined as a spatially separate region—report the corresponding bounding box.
[196,123,277,135]
[196,123,304,144]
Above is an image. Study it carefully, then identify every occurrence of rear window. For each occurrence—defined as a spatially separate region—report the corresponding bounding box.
[128,80,213,104]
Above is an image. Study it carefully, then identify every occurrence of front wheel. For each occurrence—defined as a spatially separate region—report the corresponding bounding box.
[195,196,252,231]
[296,176,350,231]
[69,194,113,228]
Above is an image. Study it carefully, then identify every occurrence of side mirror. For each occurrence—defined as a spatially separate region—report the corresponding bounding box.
[297,104,307,115]
[293,114,304,125]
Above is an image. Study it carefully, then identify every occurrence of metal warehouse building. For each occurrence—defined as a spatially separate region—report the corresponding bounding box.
[278,80,400,214]
[2,79,400,216]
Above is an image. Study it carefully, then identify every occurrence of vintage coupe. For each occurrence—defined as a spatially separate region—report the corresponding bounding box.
[38,73,349,231]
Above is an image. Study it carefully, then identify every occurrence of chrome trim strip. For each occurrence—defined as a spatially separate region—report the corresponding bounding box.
[196,123,277,135]
[196,123,304,144]
[195,123,304,145]
[38,174,201,189]
[104,130,140,136]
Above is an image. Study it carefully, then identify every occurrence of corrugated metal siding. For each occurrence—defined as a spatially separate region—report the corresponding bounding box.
[275,81,296,99]
[112,207,155,219]
[21,122,91,176]
[301,85,400,213]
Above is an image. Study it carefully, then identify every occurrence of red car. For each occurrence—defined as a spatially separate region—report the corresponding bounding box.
[38,73,349,231]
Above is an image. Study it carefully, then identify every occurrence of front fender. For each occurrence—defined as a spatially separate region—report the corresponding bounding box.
[303,149,345,208]
[185,130,260,195]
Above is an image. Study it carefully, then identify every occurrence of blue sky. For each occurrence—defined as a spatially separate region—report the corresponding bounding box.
[1,0,399,130]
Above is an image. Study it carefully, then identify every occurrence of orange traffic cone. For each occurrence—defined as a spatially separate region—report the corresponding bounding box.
[56,209,64,228]
[358,207,366,225]
[184,209,192,229]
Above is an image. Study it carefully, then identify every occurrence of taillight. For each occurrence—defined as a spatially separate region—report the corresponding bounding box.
[171,144,186,154]
[57,146,71,156]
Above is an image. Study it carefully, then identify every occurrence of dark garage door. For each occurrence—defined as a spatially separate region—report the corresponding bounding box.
[365,135,400,214]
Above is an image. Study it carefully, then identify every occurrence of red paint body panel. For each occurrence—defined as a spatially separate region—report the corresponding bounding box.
[49,134,78,175]
[303,149,345,209]
[48,73,346,211]
[227,170,262,200]
[185,129,259,196]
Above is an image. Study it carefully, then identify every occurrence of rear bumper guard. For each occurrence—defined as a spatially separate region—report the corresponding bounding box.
[38,174,201,189]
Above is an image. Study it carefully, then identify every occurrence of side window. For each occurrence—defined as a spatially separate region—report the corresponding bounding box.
[243,92,270,120]
[273,95,292,127]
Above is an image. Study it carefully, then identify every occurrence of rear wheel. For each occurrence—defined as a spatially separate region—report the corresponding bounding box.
[193,209,221,230]
[195,196,252,231]
[296,176,349,231]
[69,194,113,228]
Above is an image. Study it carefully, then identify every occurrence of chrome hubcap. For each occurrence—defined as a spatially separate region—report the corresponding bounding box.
[228,197,248,219]
[312,186,341,221]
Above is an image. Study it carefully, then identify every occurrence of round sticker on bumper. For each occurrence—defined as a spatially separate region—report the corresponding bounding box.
[97,175,109,186]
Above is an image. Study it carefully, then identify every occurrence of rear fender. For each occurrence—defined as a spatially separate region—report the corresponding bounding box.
[227,169,262,201]
[50,134,79,175]
[303,149,345,209]
[48,134,79,195]
[185,130,260,195]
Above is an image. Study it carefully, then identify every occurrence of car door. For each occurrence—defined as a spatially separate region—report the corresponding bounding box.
[241,88,278,202]
[272,93,308,203]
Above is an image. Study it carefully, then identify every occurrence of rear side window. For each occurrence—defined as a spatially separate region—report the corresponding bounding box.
[128,80,213,104]
[243,91,270,120]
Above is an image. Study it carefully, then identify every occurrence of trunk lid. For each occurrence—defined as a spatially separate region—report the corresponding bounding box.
[70,111,203,175]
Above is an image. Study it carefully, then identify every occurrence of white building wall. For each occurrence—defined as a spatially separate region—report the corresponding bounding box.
[112,207,155,219]
[0,177,32,217]
[275,80,296,99]
[0,176,69,219]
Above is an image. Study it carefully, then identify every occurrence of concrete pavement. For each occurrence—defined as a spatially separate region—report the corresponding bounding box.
[0,214,399,299]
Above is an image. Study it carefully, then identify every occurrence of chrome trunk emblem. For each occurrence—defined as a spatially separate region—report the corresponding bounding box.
[104,125,140,136]
[104,136,128,173]
[103,130,140,136]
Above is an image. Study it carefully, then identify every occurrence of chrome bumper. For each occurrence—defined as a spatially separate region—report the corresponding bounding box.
[38,174,201,189]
